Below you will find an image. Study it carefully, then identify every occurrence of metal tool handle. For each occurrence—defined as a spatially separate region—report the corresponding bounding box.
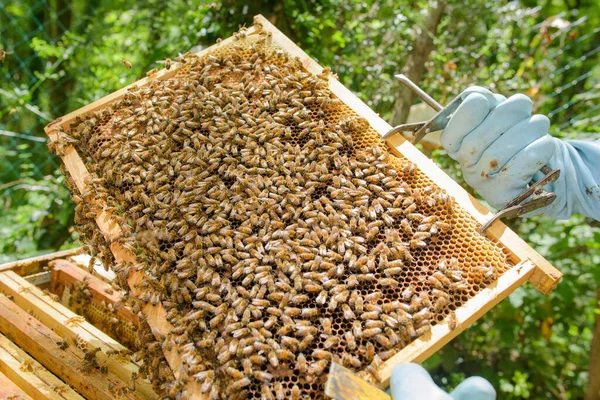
[393,74,559,232]
[395,74,442,111]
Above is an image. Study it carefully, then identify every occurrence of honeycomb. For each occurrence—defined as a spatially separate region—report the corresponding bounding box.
[60,285,141,351]
[50,23,512,399]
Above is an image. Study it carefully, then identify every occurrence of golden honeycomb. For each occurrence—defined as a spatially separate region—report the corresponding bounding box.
[50,24,512,399]
[61,285,141,350]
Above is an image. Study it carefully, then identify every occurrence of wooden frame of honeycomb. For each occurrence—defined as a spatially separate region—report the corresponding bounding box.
[45,15,561,399]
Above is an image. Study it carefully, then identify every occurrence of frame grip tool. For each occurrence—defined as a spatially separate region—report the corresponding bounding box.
[384,74,560,233]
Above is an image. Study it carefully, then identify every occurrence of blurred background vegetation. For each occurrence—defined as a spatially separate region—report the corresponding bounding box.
[1,0,599,398]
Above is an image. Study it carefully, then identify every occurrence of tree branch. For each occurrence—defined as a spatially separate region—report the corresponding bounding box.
[389,0,447,126]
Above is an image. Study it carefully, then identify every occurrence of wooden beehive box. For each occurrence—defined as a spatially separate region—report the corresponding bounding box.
[44,15,561,399]
[0,250,160,400]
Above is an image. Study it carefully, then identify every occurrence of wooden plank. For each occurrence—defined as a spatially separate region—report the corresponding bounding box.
[68,254,116,282]
[24,271,52,286]
[0,271,157,400]
[0,248,82,276]
[50,260,140,351]
[374,260,536,388]
[0,333,82,400]
[0,294,146,400]
[49,259,136,324]
[254,14,561,295]
[325,363,390,400]
[0,370,33,400]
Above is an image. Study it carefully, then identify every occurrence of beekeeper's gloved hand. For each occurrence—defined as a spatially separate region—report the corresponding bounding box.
[390,363,495,400]
[441,87,600,221]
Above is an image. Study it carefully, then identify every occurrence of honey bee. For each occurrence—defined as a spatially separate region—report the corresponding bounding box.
[450,281,469,291]
[230,377,251,391]
[433,271,452,287]
[401,285,415,301]
[277,348,295,362]
[323,336,340,349]
[121,58,132,69]
[410,239,428,249]
[379,278,399,287]
[19,360,36,372]
[315,290,328,305]
[436,221,452,231]
[0,49,14,64]
[342,352,362,369]
[290,352,307,375]
[342,304,356,320]
[321,318,333,335]
[428,275,445,290]
[254,370,273,382]
[416,324,432,336]
[261,384,275,400]
[274,382,285,400]
[340,330,356,350]
[475,264,498,281]
[405,321,417,338]
[448,311,458,330]
[309,359,329,376]
[414,307,432,323]
[291,384,302,400]
[362,327,382,338]
[412,231,431,241]
[433,295,449,312]
[158,58,173,70]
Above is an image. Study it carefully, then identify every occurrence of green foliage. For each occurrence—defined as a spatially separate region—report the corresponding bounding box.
[1,0,599,398]
[0,173,76,264]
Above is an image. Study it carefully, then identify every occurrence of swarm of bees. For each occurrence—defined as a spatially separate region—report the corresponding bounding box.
[51,23,510,399]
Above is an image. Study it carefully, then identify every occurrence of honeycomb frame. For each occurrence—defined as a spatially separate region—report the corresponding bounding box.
[44,15,561,397]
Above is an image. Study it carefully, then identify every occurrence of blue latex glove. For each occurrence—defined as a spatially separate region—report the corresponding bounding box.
[390,364,495,400]
[441,87,600,221]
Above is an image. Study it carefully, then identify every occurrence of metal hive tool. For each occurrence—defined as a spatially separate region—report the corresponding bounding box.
[45,15,562,400]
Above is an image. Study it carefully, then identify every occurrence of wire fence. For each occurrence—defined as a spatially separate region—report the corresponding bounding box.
[0,2,599,257]
[1,1,68,193]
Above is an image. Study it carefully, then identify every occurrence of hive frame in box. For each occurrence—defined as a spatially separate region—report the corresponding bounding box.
[44,14,562,396]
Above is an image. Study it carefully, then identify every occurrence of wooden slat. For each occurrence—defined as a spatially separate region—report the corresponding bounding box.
[0,294,146,400]
[50,260,140,351]
[0,370,34,400]
[375,260,536,388]
[0,271,157,399]
[0,248,82,276]
[0,370,33,400]
[68,254,116,282]
[0,333,82,400]
[24,271,52,286]
[50,259,137,325]
[325,363,390,400]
